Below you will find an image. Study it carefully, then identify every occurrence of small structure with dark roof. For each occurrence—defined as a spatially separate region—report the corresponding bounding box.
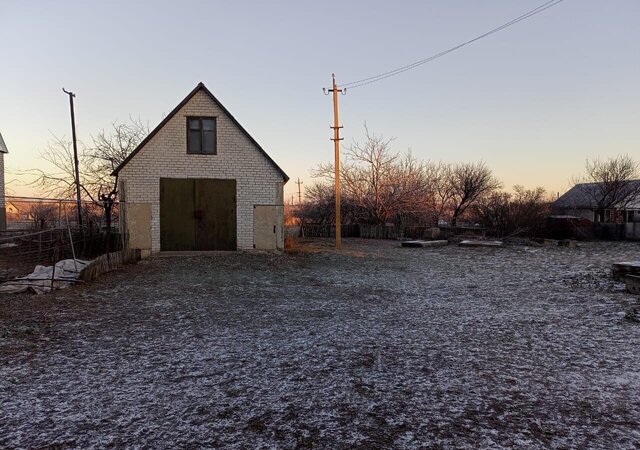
[114,83,288,255]
[551,181,640,223]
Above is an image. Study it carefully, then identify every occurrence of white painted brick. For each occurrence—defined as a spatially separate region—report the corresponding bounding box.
[119,89,286,251]
[0,154,5,208]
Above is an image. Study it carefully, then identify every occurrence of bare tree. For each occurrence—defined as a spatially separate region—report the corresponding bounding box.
[309,127,505,229]
[581,155,640,222]
[28,134,95,201]
[315,125,399,224]
[448,162,502,227]
[345,128,397,224]
[431,162,455,225]
[88,118,149,230]
[29,118,148,229]
[313,125,437,225]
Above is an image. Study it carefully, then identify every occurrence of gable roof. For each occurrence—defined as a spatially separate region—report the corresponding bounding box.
[0,132,8,153]
[112,82,288,181]
[552,180,640,209]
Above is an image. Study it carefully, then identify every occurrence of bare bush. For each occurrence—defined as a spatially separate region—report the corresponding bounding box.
[474,186,550,237]
[26,203,58,230]
[299,182,338,224]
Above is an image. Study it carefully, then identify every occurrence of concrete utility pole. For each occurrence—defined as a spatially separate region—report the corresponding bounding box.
[63,88,82,226]
[295,177,303,205]
[324,74,345,249]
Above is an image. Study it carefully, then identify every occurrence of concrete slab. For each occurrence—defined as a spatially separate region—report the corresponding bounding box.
[625,275,640,294]
[558,239,578,248]
[612,261,640,282]
[154,250,236,258]
[459,240,504,248]
[401,240,448,248]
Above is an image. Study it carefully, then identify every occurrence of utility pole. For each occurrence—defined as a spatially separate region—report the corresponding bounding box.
[63,88,83,226]
[324,74,345,249]
[295,177,303,205]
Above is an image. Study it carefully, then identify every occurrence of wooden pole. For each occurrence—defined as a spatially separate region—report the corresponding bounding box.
[63,88,83,226]
[295,177,303,205]
[327,74,344,249]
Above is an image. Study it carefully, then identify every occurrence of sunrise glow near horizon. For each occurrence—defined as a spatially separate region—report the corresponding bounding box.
[1,0,639,200]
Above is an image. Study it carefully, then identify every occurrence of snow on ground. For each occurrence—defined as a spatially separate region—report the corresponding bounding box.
[1,239,639,449]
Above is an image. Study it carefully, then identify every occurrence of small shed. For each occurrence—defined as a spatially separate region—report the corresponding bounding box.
[0,132,8,230]
[113,83,288,255]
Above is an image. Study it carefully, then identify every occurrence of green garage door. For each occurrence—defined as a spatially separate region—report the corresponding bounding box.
[160,178,237,251]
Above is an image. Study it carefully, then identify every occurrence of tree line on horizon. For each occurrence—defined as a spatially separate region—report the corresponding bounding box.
[299,126,640,238]
[18,118,640,236]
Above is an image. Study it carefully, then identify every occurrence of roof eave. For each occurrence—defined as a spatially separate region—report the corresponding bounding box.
[112,83,289,183]
[0,132,8,153]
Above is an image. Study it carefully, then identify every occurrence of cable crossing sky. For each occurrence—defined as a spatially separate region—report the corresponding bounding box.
[340,0,566,90]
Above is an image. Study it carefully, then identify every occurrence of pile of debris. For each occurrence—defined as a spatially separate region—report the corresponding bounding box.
[0,259,89,295]
[612,261,640,295]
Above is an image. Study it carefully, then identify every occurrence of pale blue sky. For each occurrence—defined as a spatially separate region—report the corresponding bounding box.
[1,0,639,199]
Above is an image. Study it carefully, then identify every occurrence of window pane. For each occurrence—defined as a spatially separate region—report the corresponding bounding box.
[188,130,201,153]
[189,119,201,130]
[203,131,216,154]
[202,118,215,131]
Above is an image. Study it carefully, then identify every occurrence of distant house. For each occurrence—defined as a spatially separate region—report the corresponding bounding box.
[112,82,289,256]
[0,132,8,230]
[551,181,640,223]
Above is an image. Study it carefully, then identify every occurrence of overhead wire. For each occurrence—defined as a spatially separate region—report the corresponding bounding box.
[340,0,565,89]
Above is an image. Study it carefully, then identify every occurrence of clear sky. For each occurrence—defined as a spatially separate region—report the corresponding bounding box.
[1,0,639,200]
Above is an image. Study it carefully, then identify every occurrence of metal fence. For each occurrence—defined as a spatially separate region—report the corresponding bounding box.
[0,227,124,287]
[594,222,640,241]
[300,223,485,240]
[4,196,119,231]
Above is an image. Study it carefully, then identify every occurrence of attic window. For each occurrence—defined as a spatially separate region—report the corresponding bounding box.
[187,117,216,154]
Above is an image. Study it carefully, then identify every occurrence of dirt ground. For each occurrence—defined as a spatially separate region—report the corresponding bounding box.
[1,239,639,449]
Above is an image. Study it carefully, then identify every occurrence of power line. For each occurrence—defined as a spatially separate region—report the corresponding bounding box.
[341,0,565,90]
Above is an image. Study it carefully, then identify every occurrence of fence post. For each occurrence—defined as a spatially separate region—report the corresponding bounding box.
[50,235,59,291]
[65,213,78,274]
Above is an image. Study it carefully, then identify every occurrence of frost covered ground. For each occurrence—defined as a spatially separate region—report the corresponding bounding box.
[1,239,639,449]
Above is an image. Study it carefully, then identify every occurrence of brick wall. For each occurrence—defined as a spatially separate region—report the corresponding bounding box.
[0,153,5,208]
[118,89,285,251]
[0,153,5,230]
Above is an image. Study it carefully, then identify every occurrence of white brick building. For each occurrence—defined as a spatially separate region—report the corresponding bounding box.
[113,83,288,255]
[0,132,8,230]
